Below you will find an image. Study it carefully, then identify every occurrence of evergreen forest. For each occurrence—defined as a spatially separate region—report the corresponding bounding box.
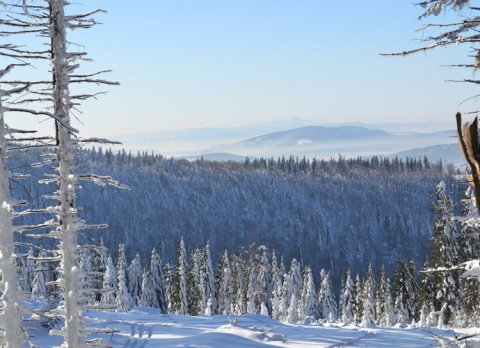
[11,148,464,299]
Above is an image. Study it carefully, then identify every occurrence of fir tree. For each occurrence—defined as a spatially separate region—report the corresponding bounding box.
[299,266,318,321]
[318,269,337,322]
[187,248,202,316]
[393,260,419,325]
[360,264,375,327]
[31,252,50,299]
[116,267,131,312]
[231,253,247,315]
[246,264,258,314]
[172,238,189,315]
[270,250,283,320]
[115,244,129,291]
[341,268,355,325]
[149,247,167,313]
[286,290,298,324]
[375,265,394,327]
[354,274,363,324]
[163,262,174,314]
[428,182,462,326]
[127,253,143,307]
[101,256,117,306]
[256,246,272,316]
[215,250,233,315]
[139,267,156,308]
[202,242,217,315]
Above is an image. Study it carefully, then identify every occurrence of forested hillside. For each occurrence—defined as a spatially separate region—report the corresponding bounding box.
[11,148,461,289]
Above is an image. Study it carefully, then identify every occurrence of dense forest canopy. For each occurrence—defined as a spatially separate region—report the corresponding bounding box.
[10,147,463,291]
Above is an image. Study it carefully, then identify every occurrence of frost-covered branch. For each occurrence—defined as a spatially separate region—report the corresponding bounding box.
[77,174,129,189]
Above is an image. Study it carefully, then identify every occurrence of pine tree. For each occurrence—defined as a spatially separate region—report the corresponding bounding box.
[341,268,355,325]
[256,246,272,316]
[428,182,462,326]
[393,260,419,326]
[187,248,202,316]
[288,258,302,302]
[149,248,167,313]
[115,244,129,291]
[127,253,142,307]
[116,267,131,312]
[246,264,258,314]
[17,253,30,293]
[394,291,410,327]
[277,273,292,322]
[163,262,174,314]
[215,250,233,315]
[32,252,50,299]
[202,242,216,315]
[270,250,283,320]
[376,265,394,327]
[318,269,337,322]
[354,274,363,324]
[360,265,376,327]
[79,248,95,305]
[172,238,189,315]
[139,266,156,308]
[286,290,298,324]
[101,256,116,306]
[299,266,318,322]
[231,253,247,315]
[24,248,36,293]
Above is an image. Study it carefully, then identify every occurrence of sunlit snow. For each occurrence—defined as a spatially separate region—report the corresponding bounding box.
[24,304,480,347]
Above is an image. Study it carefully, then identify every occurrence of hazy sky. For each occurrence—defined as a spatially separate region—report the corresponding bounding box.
[4,1,479,137]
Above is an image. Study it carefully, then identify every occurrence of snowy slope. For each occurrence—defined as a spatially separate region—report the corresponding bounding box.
[26,306,480,347]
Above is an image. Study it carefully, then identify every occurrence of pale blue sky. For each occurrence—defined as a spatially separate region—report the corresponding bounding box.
[4,1,479,137]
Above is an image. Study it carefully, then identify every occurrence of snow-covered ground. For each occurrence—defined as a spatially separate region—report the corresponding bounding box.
[25,306,480,347]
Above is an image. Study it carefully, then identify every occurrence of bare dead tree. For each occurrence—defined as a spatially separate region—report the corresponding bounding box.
[1,1,124,347]
[381,1,480,101]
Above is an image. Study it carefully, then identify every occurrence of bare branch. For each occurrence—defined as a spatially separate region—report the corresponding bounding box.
[5,107,79,133]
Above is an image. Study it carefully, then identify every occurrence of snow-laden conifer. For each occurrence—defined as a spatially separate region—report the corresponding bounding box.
[101,256,116,306]
[354,274,363,324]
[360,264,376,327]
[32,251,50,299]
[318,269,337,323]
[187,248,202,315]
[139,267,156,308]
[163,262,174,313]
[246,264,258,314]
[257,246,272,316]
[173,238,189,315]
[215,250,233,315]
[231,253,247,315]
[286,290,299,324]
[128,253,142,307]
[148,248,167,313]
[202,242,216,315]
[277,273,293,322]
[299,266,318,322]
[116,267,131,312]
[270,250,283,320]
[376,265,394,327]
[341,268,355,325]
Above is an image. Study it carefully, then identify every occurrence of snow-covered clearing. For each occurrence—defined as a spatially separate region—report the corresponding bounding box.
[25,306,480,347]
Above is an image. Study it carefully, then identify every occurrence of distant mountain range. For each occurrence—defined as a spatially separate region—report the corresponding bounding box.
[112,119,463,165]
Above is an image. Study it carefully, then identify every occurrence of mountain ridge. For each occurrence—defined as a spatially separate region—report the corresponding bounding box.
[112,121,459,163]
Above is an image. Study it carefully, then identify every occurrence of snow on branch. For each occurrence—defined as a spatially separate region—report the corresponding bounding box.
[77,174,129,189]
[5,107,79,133]
[77,137,122,145]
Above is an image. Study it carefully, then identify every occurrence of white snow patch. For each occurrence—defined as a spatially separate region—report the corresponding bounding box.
[297,139,317,145]
[20,305,480,347]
